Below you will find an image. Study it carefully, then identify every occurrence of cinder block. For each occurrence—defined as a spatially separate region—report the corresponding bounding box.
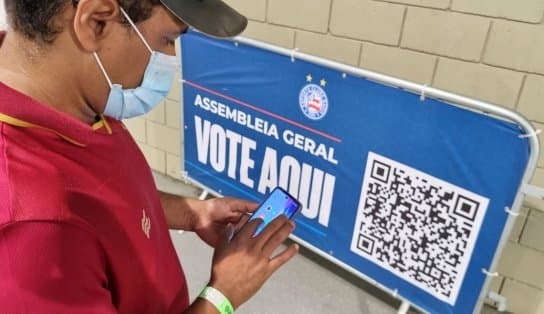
[167,69,181,103]
[139,144,166,174]
[497,242,544,290]
[524,168,544,213]
[518,75,544,124]
[146,120,181,155]
[452,0,544,23]
[509,207,529,243]
[167,153,182,180]
[485,20,544,75]
[500,279,544,314]
[401,7,489,62]
[145,101,166,124]
[360,42,436,84]
[123,117,146,143]
[268,0,331,33]
[489,276,504,293]
[166,99,181,129]
[241,20,295,48]
[295,30,361,66]
[223,0,267,21]
[377,0,449,9]
[520,209,544,253]
[433,58,524,108]
[330,0,405,45]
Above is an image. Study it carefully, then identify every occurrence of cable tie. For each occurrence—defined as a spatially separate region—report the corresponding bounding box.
[420,84,429,101]
[291,48,299,63]
[482,268,499,277]
[504,207,520,217]
[518,129,541,139]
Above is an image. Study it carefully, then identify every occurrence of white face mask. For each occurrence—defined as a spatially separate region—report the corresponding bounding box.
[93,7,178,120]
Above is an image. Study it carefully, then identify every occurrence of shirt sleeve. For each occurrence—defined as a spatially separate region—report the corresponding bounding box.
[0,221,117,314]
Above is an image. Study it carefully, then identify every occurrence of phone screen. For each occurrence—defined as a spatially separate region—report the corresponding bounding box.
[247,187,301,236]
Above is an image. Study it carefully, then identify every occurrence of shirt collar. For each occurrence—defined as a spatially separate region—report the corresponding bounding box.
[0,82,114,147]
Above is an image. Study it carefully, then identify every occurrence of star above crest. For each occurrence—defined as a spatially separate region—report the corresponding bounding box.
[305,74,327,87]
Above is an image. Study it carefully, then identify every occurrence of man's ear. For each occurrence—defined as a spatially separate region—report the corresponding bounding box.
[72,0,120,52]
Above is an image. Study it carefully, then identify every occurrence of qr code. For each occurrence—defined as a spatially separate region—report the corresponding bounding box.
[350,152,489,305]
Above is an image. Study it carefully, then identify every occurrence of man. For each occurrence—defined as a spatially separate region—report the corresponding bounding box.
[0,0,299,313]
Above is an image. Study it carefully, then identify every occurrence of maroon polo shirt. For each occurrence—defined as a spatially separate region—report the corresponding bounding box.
[0,32,189,313]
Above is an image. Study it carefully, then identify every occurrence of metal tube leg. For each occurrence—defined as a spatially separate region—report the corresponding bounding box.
[199,190,209,201]
[397,301,410,314]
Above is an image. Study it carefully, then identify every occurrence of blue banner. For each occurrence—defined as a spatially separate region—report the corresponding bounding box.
[181,31,529,314]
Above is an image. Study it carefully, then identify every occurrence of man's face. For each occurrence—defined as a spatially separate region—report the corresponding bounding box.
[96,4,187,91]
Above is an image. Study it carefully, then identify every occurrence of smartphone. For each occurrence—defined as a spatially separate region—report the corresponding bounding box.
[245,187,301,237]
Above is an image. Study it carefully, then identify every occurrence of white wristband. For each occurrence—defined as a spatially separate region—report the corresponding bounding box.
[199,286,234,314]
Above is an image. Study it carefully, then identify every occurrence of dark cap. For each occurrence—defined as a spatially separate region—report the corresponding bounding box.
[159,0,248,38]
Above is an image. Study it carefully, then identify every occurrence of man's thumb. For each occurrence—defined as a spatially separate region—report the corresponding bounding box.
[225,223,235,243]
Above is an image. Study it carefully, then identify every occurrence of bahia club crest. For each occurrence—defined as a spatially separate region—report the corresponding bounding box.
[299,74,329,120]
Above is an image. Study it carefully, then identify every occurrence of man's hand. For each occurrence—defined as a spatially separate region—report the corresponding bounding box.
[184,214,299,313]
[159,192,257,247]
[193,197,257,247]
[209,215,299,310]
[161,193,299,313]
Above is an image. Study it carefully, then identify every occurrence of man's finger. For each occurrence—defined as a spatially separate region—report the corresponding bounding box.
[215,223,234,251]
[227,198,259,214]
[233,214,251,231]
[235,217,262,243]
[253,215,289,248]
[261,220,295,257]
[225,223,235,243]
[268,243,299,273]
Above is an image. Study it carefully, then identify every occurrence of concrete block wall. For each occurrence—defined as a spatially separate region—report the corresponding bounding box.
[126,1,544,313]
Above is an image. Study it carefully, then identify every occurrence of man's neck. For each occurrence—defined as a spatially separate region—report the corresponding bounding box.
[0,32,98,124]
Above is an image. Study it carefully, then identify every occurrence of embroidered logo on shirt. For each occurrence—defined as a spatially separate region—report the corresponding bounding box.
[141,209,151,239]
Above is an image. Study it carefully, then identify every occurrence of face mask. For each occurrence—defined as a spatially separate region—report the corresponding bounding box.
[93,8,178,120]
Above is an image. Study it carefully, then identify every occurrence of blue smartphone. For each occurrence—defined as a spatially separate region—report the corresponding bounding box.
[246,187,301,237]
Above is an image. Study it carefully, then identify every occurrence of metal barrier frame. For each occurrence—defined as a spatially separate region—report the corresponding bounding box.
[179,35,540,314]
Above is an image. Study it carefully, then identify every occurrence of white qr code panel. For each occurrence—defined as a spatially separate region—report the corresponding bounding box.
[350,152,489,305]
